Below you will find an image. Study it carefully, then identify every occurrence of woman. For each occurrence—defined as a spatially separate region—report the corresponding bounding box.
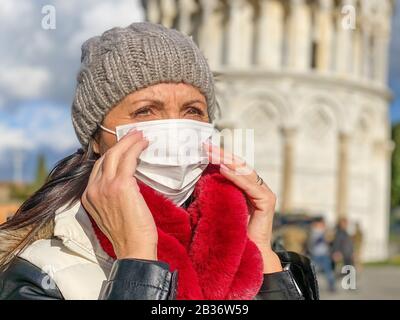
[0,22,318,300]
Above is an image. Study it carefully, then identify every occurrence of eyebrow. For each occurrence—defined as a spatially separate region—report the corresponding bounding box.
[182,99,207,107]
[129,98,206,107]
[130,98,164,106]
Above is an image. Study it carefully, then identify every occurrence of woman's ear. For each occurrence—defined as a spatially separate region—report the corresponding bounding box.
[91,133,101,155]
[92,140,100,155]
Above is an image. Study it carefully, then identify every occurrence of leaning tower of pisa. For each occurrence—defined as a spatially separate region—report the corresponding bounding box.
[142,0,394,262]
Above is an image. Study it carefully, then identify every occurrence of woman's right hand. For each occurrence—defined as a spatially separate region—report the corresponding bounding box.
[82,130,158,261]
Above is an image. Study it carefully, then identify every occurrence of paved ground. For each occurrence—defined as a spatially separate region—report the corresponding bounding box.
[318,266,400,300]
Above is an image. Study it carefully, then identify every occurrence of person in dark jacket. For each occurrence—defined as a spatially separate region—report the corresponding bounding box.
[0,22,318,300]
[332,217,354,269]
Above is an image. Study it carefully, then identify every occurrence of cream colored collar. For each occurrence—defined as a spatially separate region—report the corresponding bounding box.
[53,201,114,267]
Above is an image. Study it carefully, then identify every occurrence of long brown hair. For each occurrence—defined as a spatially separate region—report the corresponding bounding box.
[0,141,99,269]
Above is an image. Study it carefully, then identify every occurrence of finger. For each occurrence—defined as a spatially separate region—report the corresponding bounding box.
[220,165,273,201]
[220,165,262,195]
[204,142,252,175]
[204,142,273,203]
[116,137,149,177]
[101,130,143,179]
[203,142,234,165]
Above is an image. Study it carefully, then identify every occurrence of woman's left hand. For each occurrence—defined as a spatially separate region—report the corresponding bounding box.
[205,143,283,274]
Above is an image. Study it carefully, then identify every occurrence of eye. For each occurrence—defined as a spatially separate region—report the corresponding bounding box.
[185,106,205,116]
[131,106,153,117]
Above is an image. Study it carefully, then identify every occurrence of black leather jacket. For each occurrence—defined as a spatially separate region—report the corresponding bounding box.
[0,251,318,300]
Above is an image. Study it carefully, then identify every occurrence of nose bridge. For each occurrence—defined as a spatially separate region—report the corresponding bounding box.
[164,94,181,119]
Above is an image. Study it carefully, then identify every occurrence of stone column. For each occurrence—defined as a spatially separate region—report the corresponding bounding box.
[361,25,373,79]
[226,0,254,68]
[256,0,284,69]
[369,139,393,260]
[335,0,355,75]
[177,0,198,35]
[146,0,161,23]
[160,0,177,28]
[198,0,224,69]
[373,26,391,84]
[336,132,349,218]
[287,0,312,71]
[352,26,363,78]
[316,0,334,72]
[280,127,297,213]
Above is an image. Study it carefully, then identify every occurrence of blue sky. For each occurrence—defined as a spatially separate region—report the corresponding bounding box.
[389,1,400,123]
[0,0,144,180]
[0,0,399,181]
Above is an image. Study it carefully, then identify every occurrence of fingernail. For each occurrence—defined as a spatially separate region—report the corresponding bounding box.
[220,164,231,172]
[233,154,246,165]
[202,141,212,150]
[127,128,137,135]
[132,129,144,137]
[209,150,221,163]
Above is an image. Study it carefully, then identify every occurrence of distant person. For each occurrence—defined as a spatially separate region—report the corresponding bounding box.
[331,217,354,269]
[352,222,364,272]
[308,217,336,292]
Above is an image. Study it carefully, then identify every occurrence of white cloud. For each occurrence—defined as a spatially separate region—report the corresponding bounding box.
[26,106,80,152]
[67,0,144,54]
[0,0,144,106]
[0,65,50,99]
[0,0,33,24]
[0,103,79,155]
[0,124,32,151]
[26,31,54,58]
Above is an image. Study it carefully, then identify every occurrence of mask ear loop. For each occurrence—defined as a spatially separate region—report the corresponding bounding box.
[99,124,117,136]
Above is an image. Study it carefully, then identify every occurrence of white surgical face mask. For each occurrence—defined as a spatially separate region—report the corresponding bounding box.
[100,119,215,206]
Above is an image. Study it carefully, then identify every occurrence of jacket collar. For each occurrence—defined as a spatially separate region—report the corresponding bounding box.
[53,201,114,267]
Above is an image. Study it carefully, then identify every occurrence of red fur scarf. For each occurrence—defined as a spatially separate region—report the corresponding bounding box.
[88,165,264,299]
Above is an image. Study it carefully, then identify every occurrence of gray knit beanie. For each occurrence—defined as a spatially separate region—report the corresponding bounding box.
[71,22,217,149]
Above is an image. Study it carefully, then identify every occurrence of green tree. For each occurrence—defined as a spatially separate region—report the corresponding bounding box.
[32,154,48,190]
[391,124,400,208]
[10,153,49,202]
